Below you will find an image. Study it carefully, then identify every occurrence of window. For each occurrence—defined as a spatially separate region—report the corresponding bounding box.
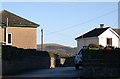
[7,33,12,45]
[107,38,112,46]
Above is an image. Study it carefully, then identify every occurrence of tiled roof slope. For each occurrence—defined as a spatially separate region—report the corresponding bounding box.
[75,27,109,40]
[113,29,120,36]
[0,10,39,27]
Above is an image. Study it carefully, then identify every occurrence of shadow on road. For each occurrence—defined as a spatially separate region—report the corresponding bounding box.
[2,76,82,79]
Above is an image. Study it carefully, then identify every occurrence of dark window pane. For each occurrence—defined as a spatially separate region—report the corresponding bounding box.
[8,34,11,43]
[107,38,112,46]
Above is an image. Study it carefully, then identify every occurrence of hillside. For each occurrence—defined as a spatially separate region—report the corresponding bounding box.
[37,43,77,57]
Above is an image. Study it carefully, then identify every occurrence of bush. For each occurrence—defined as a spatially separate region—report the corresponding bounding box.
[88,43,104,49]
[104,46,115,50]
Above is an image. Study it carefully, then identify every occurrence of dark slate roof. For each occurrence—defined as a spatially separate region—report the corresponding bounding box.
[0,10,39,27]
[113,29,120,36]
[75,27,109,40]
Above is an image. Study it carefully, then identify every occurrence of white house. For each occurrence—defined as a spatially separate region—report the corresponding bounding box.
[75,24,120,52]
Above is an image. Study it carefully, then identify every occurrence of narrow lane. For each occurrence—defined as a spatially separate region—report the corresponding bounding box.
[2,67,82,79]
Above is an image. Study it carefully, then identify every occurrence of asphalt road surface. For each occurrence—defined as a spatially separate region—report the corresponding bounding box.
[2,67,82,79]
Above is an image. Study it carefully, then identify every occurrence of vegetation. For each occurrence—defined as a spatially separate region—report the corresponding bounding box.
[37,43,77,57]
[88,43,104,49]
[88,43,118,50]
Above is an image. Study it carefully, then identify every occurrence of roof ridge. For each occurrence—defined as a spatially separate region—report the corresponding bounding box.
[95,27,110,29]
[3,10,39,26]
[112,28,120,29]
[0,10,39,27]
[75,27,109,40]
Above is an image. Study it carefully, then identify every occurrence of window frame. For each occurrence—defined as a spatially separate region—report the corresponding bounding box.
[6,33,12,45]
[106,38,112,46]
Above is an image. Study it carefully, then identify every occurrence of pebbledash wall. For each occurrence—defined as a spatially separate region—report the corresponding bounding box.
[0,27,3,43]
[0,26,37,49]
[77,37,99,50]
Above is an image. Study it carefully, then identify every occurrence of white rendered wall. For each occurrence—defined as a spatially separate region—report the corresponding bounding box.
[98,28,119,48]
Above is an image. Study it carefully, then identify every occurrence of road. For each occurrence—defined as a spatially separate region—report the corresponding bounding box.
[2,67,82,79]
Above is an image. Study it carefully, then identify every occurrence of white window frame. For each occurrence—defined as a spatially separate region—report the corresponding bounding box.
[6,33,12,45]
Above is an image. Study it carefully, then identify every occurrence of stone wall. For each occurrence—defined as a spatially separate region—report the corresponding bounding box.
[82,49,120,78]
[62,57,75,67]
[2,45,50,75]
[2,56,50,75]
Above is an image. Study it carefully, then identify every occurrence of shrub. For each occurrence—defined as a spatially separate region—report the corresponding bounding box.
[88,43,99,48]
[88,43,104,49]
[104,46,114,50]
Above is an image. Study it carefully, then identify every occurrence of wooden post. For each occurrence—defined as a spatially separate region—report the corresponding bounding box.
[41,29,44,51]
[3,18,8,45]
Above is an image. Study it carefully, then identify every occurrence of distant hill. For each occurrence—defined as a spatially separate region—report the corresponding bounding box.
[37,43,77,57]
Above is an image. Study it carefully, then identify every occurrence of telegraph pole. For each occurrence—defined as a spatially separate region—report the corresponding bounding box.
[3,18,8,45]
[41,29,44,51]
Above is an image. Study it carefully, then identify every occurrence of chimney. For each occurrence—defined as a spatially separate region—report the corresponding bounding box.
[100,23,104,28]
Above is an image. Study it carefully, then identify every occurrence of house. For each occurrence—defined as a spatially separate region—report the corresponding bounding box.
[0,10,39,49]
[75,24,120,51]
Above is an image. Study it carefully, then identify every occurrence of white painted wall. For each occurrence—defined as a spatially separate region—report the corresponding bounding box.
[76,37,98,53]
[119,39,120,48]
[98,28,119,48]
[76,28,120,52]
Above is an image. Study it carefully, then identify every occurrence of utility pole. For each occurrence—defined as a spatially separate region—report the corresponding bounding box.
[41,29,44,51]
[6,18,8,45]
[3,18,8,45]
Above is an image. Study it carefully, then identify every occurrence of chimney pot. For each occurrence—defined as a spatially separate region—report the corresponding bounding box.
[100,23,104,28]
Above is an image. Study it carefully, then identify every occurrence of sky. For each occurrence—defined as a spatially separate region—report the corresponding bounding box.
[1,0,120,2]
[0,2,119,47]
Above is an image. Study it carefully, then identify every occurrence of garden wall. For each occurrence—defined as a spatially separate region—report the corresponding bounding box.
[82,49,120,78]
[62,57,75,67]
[2,45,50,75]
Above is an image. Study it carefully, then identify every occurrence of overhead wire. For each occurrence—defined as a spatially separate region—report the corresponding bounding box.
[45,9,117,36]
[44,29,73,38]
